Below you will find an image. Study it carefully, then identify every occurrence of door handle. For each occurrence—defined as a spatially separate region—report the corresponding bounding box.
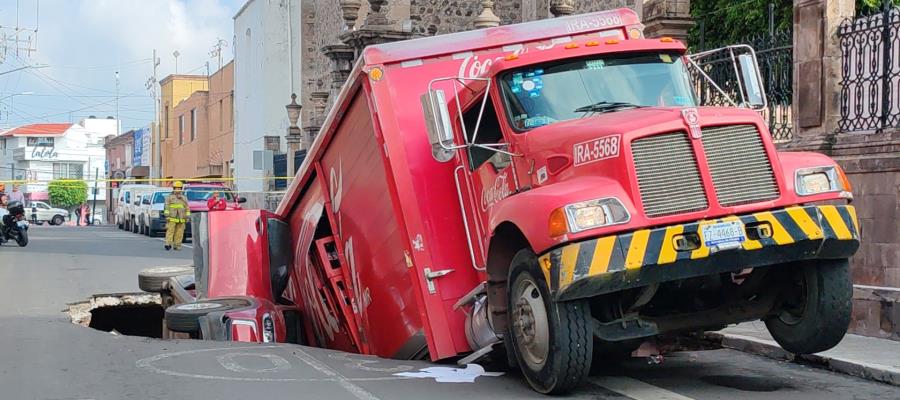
[423,267,454,295]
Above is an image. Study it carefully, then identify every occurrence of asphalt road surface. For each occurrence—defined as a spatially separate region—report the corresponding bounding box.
[1,225,898,400]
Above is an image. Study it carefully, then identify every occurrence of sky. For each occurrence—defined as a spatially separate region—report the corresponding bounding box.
[0,0,243,132]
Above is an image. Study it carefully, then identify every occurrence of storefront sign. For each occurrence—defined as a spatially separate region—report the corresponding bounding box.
[30,146,59,160]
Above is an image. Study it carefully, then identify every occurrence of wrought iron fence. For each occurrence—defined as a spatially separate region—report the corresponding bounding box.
[838,4,900,133]
[691,29,794,142]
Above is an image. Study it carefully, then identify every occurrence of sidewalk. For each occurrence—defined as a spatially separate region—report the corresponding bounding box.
[704,321,900,386]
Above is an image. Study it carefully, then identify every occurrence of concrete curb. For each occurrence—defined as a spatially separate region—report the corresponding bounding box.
[702,332,900,387]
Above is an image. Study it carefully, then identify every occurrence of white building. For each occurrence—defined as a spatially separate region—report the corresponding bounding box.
[233,0,302,200]
[0,117,115,217]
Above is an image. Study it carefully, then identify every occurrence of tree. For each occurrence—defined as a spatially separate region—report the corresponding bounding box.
[689,0,899,49]
[48,179,88,208]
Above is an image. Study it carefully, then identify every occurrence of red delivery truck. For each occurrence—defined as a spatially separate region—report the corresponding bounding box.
[153,8,860,394]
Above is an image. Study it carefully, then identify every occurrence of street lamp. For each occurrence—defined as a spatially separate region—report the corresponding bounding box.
[285,93,303,184]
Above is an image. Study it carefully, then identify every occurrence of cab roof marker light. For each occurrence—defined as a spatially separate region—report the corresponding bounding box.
[504,53,519,61]
[660,37,675,43]
[565,43,580,49]
[605,39,620,45]
[400,59,423,68]
[452,51,474,60]
[585,41,600,47]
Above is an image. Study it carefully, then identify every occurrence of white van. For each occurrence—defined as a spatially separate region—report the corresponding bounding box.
[137,188,172,236]
[115,184,156,231]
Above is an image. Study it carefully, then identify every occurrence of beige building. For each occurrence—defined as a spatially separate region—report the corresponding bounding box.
[165,61,235,181]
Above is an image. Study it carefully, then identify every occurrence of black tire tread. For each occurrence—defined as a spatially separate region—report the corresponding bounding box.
[766,259,851,354]
[138,265,195,293]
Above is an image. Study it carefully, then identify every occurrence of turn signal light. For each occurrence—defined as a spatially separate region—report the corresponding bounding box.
[836,164,852,192]
[548,208,568,238]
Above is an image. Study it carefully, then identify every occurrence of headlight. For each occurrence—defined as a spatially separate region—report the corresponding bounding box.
[549,197,630,236]
[795,166,852,198]
[150,210,160,218]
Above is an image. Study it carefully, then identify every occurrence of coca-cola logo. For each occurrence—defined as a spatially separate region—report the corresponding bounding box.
[457,48,526,79]
[30,146,58,160]
[481,172,512,211]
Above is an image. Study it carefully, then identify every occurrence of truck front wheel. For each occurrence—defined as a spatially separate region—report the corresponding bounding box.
[765,258,852,354]
[507,249,592,394]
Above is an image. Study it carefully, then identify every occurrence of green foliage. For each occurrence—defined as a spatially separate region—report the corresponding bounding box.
[689,0,793,49]
[689,0,899,49]
[48,179,88,208]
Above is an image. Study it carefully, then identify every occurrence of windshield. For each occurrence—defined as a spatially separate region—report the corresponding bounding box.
[500,52,696,130]
[185,188,234,202]
[152,192,170,204]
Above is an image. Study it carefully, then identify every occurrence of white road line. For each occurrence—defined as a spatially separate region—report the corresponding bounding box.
[156,238,193,249]
[292,348,382,400]
[590,376,696,400]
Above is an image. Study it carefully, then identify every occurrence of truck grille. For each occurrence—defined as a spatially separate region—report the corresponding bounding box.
[632,132,709,217]
[701,124,779,206]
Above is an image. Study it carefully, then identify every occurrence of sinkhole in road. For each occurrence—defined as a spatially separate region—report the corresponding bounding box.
[66,293,165,338]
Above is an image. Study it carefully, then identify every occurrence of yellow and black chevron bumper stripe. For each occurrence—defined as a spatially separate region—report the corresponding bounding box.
[539,205,860,301]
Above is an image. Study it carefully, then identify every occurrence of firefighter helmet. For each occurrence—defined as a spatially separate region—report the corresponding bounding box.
[173,181,184,189]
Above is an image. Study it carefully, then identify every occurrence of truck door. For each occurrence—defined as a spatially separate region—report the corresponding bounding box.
[452,90,517,270]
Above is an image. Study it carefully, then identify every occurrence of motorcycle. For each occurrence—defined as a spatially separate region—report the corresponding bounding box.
[0,201,29,247]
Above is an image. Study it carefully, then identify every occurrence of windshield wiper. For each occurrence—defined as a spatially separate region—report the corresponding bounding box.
[574,101,644,114]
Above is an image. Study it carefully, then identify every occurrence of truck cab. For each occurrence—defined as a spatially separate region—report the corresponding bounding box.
[154,9,859,395]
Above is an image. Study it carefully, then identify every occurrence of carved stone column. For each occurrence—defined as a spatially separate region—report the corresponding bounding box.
[322,43,356,100]
[642,0,694,43]
[550,0,574,17]
[340,0,362,31]
[474,0,501,29]
[365,0,389,27]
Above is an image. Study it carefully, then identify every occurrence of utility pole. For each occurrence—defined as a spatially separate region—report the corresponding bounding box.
[150,49,160,180]
[91,168,99,225]
[210,39,228,71]
[115,71,120,134]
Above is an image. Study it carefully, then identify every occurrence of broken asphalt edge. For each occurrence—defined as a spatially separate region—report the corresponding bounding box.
[701,332,900,387]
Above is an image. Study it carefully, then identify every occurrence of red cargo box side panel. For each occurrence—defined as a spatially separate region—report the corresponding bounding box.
[287,175,358,353]
[319,91,423,359]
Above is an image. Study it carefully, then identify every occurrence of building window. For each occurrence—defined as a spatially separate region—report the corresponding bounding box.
[27,137,54,146]
[164,105,170,138]
[179,115,184,145]
[218,100,223,131]
[53,162,84,179]
[228,95,234,128]
[0,138,6,150]
[190,108,197,141]
[264,136,281,152]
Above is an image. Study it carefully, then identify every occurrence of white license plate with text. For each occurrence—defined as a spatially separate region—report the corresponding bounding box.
[701,221,745,249]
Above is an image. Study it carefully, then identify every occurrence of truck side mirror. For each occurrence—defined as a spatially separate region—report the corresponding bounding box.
[737,53,765,109]
[421,89,457,162]
[687,44,767,111]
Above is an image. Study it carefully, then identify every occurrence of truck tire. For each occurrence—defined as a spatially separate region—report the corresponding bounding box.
[165,298,254,334]
[132,217,139,234]
[765,258,852,355]
[52,215,64,226]
[138,265,195,293]
[507,249,592,394]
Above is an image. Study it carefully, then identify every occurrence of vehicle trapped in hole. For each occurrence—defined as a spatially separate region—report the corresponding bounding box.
[139,8,859,394]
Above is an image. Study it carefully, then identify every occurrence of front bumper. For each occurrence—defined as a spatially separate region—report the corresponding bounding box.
[540,205,860,301]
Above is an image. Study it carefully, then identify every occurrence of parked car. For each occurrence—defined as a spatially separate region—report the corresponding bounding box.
[141,189,172,237]
[27,201,69,225]
[116,184,157,231]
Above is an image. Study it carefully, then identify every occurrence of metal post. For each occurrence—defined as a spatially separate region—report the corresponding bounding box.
[699,20,706,50]
[880,0,892,131]
[768,2,775,38]
[91,168,99,225]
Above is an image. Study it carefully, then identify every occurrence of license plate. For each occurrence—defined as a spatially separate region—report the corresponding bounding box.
[701,221,745,248]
